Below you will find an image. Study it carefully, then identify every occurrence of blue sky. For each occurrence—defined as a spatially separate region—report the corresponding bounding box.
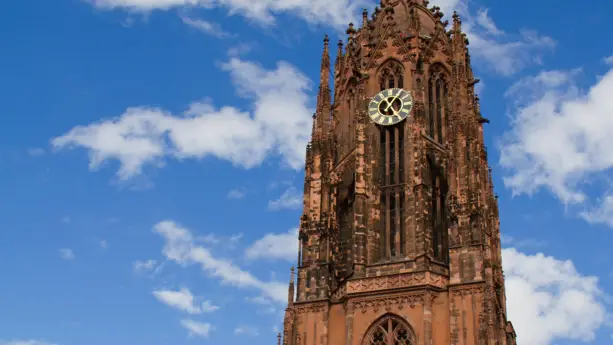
[1,0,613,345]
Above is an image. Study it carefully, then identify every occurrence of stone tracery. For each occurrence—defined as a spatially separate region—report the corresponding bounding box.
[362,314,415,345]
[278,1,517,345]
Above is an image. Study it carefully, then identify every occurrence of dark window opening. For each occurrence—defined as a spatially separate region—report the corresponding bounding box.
[428,78,434,137]
[436,79,443,143]
[398,125,404,183]
[389,128,395,182]
[399,190,405,255]
[428,65,448,143]
[430,160,448,263]
[390,194,396,257]
[377,60,408,260]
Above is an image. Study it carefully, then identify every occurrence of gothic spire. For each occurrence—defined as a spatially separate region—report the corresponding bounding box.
[314,35,331,142]
[320,34,330,89]
[452,11,462,32]
[450,11,468,64]
[287,266,295,305]
[362,8,368,28]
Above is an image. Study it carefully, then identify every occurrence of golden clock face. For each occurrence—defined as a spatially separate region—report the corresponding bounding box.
[368,88,413,126]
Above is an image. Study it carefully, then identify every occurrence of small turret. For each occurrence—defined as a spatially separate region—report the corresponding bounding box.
[362,8,368,28]
[452,11,462,33]
[451,11,468,65]
[314,35,332,142]
[320,34,330,87]
[287,266,295,305]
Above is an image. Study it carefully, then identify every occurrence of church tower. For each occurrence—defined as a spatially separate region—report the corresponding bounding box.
[278,1,517,345]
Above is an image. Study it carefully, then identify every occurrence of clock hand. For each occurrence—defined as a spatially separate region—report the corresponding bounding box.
[385,96,399,112]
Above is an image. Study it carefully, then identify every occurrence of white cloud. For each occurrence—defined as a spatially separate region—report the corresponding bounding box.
[580,194,613,227]
[246,296,272,305]
[246,296,277,314]
[200,234,220,244]
[181,319,212,338]
[59,248,75,260]
[51,58,312,180]
[152,288,219,314]
[201,300,219,312]
[133,259,158,272]
[88,0,547,77]
[88,0,367,27]
[180,15,233,38]
[153,220,287,303]
[227,43,254,57]
[604,55,613,65]
[99,239,108,249]
[462,8,555,76]
[268,187,302,210]
[27,148,45,156]
[227,189,246,199]
[501,235,546,249]
[0,341,56,345]
[473,8,501,36]
[245,228,298,262]
[499,66,613,224]
[503,248,609,345]
[234,326,259,336]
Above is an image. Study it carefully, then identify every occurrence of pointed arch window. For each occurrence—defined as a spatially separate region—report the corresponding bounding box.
[377,60,406,260]
[427,64,448,144]
[428,157,449,263]
[362,314,414,345]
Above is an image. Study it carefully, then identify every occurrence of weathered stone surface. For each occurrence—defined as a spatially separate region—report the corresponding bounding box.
[278,2,516,345]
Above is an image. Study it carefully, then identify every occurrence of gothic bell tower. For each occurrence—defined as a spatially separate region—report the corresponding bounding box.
[277,1,517,345]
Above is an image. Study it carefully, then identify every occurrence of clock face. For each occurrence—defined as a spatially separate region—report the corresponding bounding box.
[368,88,413,126]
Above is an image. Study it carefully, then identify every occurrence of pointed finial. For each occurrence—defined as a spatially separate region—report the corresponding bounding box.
[322,34,329,56]
[277,333,282,345]
[453,11,462,30]
[362,9,368,27]
[311,112,317,137]
[346,22,356,35]
[290,266,295,282]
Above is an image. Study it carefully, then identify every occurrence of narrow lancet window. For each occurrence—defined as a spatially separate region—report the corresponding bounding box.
[376,59,407,259]
[428,64,448,143]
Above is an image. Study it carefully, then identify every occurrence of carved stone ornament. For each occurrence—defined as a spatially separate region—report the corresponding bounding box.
[347,272,448,294]
[331,282,348,301]
[451,285,485,297]
[294,303,328,315]
[352,293,425,313]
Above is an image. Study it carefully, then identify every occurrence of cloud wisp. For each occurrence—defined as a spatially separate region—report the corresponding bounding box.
[51,58,313,181]
[500,66,613,226]
[152,220,288,304]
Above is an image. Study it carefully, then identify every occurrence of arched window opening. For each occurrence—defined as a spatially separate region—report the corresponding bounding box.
[344,86,357,152]
[363,314,414,345]
[428,64,448,144]
[429,157,449,263]
[377,60,407,260]
[336,171,354,278]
